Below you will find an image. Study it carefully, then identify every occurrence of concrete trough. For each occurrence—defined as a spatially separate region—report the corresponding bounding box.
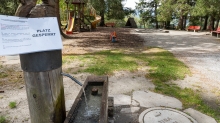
[64,76,109,123]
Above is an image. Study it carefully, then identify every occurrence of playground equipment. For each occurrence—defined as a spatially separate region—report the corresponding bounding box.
[125,18,137,28]
[110,31,117,42]
[65,0,101,34]
[66,13,75,34]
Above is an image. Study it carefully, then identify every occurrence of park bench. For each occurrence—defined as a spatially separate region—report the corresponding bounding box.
[211,27,220,38]
[187,26,201,32]
[105,22,115,27]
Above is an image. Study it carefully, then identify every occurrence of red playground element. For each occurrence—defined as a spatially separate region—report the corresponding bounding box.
[211,27,220,38]
[187,26,201,32]
[105,22,115,27]
[110,31,117,42]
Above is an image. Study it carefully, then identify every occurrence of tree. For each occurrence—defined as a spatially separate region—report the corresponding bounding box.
[192,0,220,30]
[136,0,159,29]
[106,0,126,20]
[157,0,175,29]
[173,0,191,30]
[91,0,129,26]
[90,0,106,26]
[123,7,136,18]
[136,0,148,28]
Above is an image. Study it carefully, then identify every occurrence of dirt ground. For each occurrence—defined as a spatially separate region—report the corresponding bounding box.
[0,27,219,122]
[61,27,144,55]
[0,27,148,123]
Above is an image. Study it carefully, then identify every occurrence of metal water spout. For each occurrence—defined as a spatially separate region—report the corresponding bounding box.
[61,73,83,86]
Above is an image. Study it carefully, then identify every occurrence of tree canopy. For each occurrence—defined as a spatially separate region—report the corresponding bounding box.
[2,0,220,30]
[135,0,220,30]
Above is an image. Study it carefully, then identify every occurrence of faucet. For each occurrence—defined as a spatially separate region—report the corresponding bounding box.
[61,73,83,86]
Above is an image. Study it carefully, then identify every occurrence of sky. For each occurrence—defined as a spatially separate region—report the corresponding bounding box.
[123,0,139,9]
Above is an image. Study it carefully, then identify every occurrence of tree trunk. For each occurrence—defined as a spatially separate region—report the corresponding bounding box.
[183,15,187,29]
[100,11,105,26]
[215,19,219,30]
[99,0,105,26]
[178,16,184,30]
[166,21,170,29]
[210,16,215,31]
[203,15,208,30]
[155,1,158,29]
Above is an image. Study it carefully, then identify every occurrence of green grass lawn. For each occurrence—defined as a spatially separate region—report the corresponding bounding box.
[63,48,220,122]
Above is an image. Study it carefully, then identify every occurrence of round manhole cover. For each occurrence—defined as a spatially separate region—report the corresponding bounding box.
[139,107,197,123]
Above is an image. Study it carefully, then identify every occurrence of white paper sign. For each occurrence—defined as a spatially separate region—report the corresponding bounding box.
[0,15,63,56]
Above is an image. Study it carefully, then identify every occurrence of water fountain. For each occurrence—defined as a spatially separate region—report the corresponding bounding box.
[63,75,110,123]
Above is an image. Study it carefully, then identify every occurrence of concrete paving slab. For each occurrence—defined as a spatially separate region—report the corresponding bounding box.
[120,107,140,113]
[184,108,217,123]
[131,99,140,107]
[132,91,182,109]
[114,113,138,123]
[110,94,131,106]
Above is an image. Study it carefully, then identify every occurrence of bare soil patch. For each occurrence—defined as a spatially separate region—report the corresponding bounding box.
[0,27,148,123]
[62,27,144,55]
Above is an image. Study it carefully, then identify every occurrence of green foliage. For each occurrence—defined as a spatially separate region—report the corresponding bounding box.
[192,0,220,17]
[83,51,138,75]
[0,116,6,123]
[106,0,125,20]
[63,49,190,77]
[136,0,159,28]
[154,82,220,122]
[0,72,8,78]
[90,0,106,14]
[105,18,126,27]
[173,0,192,17]
[9,102,16,109]
[123,7,136,18]
[0,0,19,15]
[189,17,202,26]
[146,51,190,82]
[62,55,76,64]
[63,49,190,76]
[157,0,175,21]
[59,0,68,22]
[0,65,8,78]
[143,49,220,122]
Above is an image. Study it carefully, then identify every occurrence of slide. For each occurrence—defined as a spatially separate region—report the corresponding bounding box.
[91,15,101,29]
[66,17,75,34]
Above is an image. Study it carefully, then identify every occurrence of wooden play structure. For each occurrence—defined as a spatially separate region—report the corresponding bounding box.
[65,0,101,34]
[125,18,137,28]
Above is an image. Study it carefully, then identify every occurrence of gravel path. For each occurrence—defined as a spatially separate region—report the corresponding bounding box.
[135,29,220,109]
